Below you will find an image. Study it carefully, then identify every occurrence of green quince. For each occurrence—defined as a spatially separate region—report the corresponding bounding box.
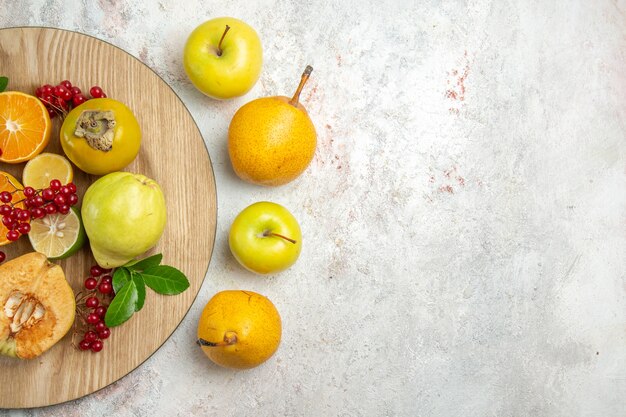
[82,172,167,268]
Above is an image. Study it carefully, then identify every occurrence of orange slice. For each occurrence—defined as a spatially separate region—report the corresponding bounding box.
[0,172,27,246]
[0,92,51,163]
[22,153,73,190]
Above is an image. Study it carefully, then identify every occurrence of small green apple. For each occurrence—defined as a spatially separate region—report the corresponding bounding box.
[183,17,263,99]
[229,202,302,274]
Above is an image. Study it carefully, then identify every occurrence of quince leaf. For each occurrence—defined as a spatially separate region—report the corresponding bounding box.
[105,279,137,328]
[125,253,162,271]
[112,267,131,294]
[132,273,146,311]
[141,265,190,295]
[0,77,7,93]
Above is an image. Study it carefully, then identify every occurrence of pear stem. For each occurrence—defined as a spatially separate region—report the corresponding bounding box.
[263,230,297,244]
[197,332,237,347]
[289,65,313,107]
[216,25,230,56]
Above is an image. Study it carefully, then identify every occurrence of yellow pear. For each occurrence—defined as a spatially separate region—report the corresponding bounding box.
[228,66,317,186]
[197,290,281,369]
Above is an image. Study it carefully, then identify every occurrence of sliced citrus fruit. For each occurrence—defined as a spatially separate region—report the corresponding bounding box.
[28,207,85,259]
[0,91,51,163]
[22,153,74,190]
[0,172,26,246]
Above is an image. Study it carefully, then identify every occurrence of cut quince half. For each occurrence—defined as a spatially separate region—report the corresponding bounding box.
[0,252,75,359]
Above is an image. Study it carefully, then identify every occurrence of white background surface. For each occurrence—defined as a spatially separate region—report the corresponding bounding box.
[1,0,625,416]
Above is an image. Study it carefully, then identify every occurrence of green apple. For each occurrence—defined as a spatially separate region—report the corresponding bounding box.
[229,202,302,274]
[183,17,263,99]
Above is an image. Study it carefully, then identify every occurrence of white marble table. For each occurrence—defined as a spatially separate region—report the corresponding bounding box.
[1,0,625,415]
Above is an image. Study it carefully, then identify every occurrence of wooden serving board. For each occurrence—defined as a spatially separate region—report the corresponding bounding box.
[0,27,216,408]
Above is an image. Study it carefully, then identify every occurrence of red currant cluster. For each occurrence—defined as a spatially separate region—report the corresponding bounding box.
[34,80,107,119]
[76,265,113,353]
[0,178,78,242]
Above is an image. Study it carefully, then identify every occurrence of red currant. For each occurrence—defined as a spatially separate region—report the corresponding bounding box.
[86,296,99,308]
[78,340,91,350]
[35,87,44,98]
[9,208,20,220]
[90,265,103,277]
[23,186,35,197]
[2,216,14,228]
[84,277,98,290]
[17,223,30,234]
[60,186,71,195]
[67,183,77,194]
[6,230,19,241]
[67,194,79,206]
[101,275,112,284]
[86,313,100,324]
[0,251,5,263]
[0,191,12,203]
[16,210,29,222]
[49,179,62,191]
[42,84,54,94]
[58,204,70,215]
[47,108,57,119]
[72,94,87,107]
[94,305,107,317]
[0,204,11,215]
[32,195,44,207]
[53,85,68,97]
[53,194,66,206]
[41,93,53,105]
[89,86,105,98]
[45,204,57,215]
[98,328,111,340]
[98,282,113,295]
[84,331,98,343]
[60,80,72,89]
[42,188,55,201]
[29,207,45,219]
[91,340,104,353]
[95,321,107,332]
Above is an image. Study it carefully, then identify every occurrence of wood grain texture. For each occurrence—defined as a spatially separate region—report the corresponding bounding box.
[0,27,216,408]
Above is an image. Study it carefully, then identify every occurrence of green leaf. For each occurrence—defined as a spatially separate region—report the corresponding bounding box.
[132,273,146,311]
[112,267,131,294]
[0,77,7,93]
[142,265,190,295]
[125,253,163,271]
[105,279,138,327]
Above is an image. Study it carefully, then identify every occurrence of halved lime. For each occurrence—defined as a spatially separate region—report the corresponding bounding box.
[28,207,86,259]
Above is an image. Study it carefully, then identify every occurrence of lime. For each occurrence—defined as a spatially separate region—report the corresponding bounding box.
[28,207,86,259]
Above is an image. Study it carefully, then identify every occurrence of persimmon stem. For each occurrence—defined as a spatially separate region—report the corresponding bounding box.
[263,230,297,244]
[216,25,230,56]
[289,65,313,107]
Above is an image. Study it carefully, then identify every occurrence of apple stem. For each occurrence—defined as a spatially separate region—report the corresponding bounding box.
[197,332,238,347]
[216,25,231,56]
[264,230,297,244]
[289,65,313,107]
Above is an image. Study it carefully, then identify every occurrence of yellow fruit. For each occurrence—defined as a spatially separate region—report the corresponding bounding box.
[228,66,317,186]
[197,290,281,369]
[60,98,141,175]
[22,153,73,190]
[0,252,75,359]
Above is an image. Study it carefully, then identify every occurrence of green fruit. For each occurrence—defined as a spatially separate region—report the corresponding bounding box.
[82,172,167,268]
[28,206,86,260]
